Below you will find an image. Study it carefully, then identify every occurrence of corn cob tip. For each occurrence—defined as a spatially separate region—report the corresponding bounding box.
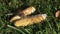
[31,6,36,13]
[10,15,21,22]
[42,14,47,19]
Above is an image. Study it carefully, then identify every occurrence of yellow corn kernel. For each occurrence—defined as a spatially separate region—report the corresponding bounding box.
[55,10,60,17]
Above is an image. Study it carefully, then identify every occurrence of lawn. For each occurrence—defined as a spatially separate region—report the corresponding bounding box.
[0,0,60,34]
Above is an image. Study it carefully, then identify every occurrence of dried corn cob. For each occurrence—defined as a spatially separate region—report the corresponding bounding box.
[22,6,36,15]
[10,6,36,22]
[14,14,47,27]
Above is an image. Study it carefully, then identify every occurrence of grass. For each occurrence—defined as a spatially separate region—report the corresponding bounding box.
[0,0,60,34]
